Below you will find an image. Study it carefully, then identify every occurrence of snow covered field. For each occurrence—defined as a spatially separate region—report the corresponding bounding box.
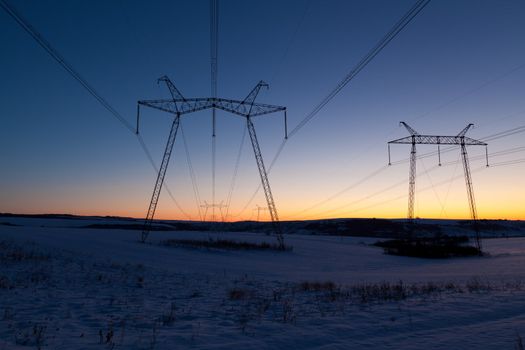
[1,216,525,349]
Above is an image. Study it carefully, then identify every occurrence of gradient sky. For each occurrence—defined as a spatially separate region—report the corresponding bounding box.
[1,0,524,221]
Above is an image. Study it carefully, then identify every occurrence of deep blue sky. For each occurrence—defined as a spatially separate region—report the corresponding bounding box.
[1,0,525,220]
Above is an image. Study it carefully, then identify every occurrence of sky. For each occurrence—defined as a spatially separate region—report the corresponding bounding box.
[1,0,524,221]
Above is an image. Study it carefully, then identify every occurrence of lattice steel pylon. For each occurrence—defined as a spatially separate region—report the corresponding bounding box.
[200,201,227,222]
[137,77,287,247]
[253,205,269,222]
[388,122,489,252]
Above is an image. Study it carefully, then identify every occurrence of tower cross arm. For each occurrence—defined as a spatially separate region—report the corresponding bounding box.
[138,98,285,117]
[217,99,285,117]
[388,135,486,146]
[400,121,419,136]
[158,76,186,101]
[138,99,213,116]
[457,123,474,137]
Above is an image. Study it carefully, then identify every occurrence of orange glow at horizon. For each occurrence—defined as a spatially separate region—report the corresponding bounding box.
[2,149,523,222]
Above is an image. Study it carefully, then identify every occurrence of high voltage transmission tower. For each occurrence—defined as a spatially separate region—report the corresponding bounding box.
[253,205,269,222]
[388,122,488,251]
[137,76,287,248]
[201,201,227,222]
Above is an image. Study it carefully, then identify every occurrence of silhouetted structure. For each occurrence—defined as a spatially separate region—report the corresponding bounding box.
[137,76,287,248]
[201,201,227,222]
[388,122,488,251]
[253,205,269,222]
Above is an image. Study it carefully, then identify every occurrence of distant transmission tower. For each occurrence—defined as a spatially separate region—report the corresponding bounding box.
[136,77,287,248]
[253,205,269,222]
[388,122,488,251]
[201,201,227,222]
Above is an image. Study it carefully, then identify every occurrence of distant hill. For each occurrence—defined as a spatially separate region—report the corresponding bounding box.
[1,213,523,238]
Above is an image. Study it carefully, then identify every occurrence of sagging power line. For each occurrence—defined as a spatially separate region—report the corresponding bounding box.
[0,0,195,220]
[236,0,432,217]
[210,0,219,222]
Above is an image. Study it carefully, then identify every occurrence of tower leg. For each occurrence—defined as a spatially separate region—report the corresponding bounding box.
[246,117,285,249]
[460,143,482,252]
[408,141,417,221]
[141,114,181,242]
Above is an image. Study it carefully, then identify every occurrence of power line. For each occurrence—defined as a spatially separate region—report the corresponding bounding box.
[1,0,193,220]
[210,0,219,222]
[288,0,431,138]
[180,123,203,221]
[408,63,525,124]
[438,153,461,218]
[283,165,389,220]
[483,125,525,142]
[241,10,524,220]
[0,0,135,134]
[269,0,312,84]
[280,125,525,220]
[210,0,218,99]
[192,112,525,221]
[489,158,525,167]
[307,164,488,220]
[224,126,247,221]
[5,0,523,222]
[296,64,525,191]
[288,144,524,220]
[303,177,409,220]
[389,122,525,167]
[136,134,192,220]
[419,157,448,217]
[272,64,525,207]
[235,0,432,217]
[315,150,525,220]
